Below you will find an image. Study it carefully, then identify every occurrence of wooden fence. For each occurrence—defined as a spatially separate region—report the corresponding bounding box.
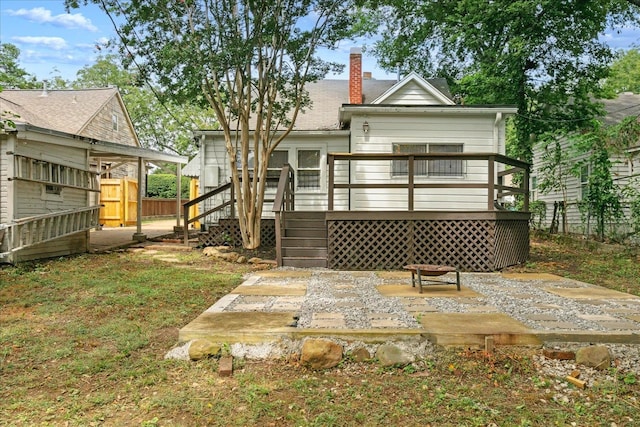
[142,198,188,218]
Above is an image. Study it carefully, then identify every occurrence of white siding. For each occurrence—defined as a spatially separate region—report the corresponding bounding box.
[531,138,639,234]
[0,136,11,224]
[350,112,503,211]
[199,132,350,220]
[381,81,443,105]
[12,139,89,219]
[14,231,88,262]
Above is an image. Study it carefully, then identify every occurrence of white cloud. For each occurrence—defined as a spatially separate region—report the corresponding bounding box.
[7,7,98,32]
[12,36,68,50]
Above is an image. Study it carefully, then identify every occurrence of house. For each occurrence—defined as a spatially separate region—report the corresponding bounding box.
[530,92,640,236]
[0,87,187,264]
[185,48,530,271]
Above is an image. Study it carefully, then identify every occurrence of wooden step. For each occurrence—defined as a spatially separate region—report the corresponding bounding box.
[281,257,327,268]
[285,228,327,238]
[284,218,326,229]
[285,211,326,220]
[281,237,327,248]
[282,247,327,257]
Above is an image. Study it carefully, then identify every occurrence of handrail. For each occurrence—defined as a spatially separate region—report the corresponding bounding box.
[182,182,233,245]
[327,152,530,212]
[272,164,295,266]
[272,164,295,213]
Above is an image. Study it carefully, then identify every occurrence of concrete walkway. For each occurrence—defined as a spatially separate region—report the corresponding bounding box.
[90,219,180,252]
[179,269,640,349]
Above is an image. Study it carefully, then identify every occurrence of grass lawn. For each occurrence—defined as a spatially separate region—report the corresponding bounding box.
[1,234,639,426]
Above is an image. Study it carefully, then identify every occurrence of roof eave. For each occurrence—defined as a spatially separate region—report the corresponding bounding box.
[339,104,519,126]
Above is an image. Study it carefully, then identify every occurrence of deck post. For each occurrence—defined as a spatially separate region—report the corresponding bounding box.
[487,155,495,210]
[408,155,414,211]
[132,156,146,242]
[328,154,335,211]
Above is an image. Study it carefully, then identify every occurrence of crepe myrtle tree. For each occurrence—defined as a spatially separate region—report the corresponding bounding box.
[67,0,353,249]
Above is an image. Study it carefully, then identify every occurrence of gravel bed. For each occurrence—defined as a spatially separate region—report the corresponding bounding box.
[287,270,640,333]
[295,271,421,329]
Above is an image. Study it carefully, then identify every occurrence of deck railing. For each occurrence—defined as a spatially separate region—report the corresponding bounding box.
[327,152,530,212]
[0,206,101,258]
[182,182,234,244]
[272,164,295,265]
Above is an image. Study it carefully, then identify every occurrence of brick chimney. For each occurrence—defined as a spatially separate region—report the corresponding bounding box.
[349,47,363,104]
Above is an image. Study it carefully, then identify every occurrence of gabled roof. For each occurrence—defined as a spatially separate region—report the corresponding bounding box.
[0,87,136,142]
[294,76,454,131]
[371,72,455,105]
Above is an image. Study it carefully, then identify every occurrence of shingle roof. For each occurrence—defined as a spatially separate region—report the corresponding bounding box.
[602,92,640,126]
[295,77,453,130]
[0,87,119,135]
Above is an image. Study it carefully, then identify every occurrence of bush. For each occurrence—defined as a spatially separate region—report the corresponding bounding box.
[147,174,190,198]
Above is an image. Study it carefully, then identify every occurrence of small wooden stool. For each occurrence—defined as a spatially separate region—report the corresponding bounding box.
[403,264,461,293]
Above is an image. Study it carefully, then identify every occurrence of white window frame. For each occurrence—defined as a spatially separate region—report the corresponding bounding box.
[391,142,464,178]
[296,147,324,193]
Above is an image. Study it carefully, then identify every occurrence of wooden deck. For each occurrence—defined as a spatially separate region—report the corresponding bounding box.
[192,152,531,271]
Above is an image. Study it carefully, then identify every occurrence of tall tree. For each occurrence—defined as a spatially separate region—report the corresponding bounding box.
[67,0,353,249]
[0,43,38,90]
[360,0,640,162]
[73,55,215,156]
[602,48,640,96]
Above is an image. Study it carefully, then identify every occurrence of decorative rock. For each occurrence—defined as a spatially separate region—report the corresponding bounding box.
[248,257,263,264]
[202,247,220,257]
[188,339,221,361]
[237,256,247,264]
[300,339,343,370]
[350,347,371,363]
[543,348,576,361]
[376,344,414,367]
[576,345,611,370]
[218,252,240,262]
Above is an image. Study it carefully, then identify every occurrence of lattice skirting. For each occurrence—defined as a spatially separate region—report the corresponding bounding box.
[199,219,276,248]
[327,218,529,272]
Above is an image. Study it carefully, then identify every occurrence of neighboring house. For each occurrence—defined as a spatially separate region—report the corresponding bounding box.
[530,92,640,235]
[185,48,530,271]
[0,87,186,263]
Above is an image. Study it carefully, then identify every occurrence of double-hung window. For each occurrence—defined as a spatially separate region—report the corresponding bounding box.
[580,165,590,200]
[297,149,321,190]
[267,150,289,189]
[392,143,463,177]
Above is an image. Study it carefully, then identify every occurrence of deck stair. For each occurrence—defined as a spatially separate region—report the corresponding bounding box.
[281,211,327,268]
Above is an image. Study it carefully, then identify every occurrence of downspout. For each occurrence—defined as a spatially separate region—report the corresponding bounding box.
[493,112,502,153]
[348,129,352,211]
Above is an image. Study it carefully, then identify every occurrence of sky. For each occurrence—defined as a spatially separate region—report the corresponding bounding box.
[1,0,640,85]
[0,0,389,83]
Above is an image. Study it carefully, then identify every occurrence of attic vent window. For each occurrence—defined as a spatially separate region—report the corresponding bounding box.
[112,113,118,131]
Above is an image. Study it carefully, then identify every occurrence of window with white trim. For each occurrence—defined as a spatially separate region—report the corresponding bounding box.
[267,150,288,189]
[580,165,589,200]
[297,149,321,190]
[392,143,463,177]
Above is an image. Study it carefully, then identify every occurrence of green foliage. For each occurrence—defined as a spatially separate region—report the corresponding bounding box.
[73,55,214,156]
[360,0,640,161]
[65,0,357,249]
[529,200,547,230]
[571,122,624,241]
[146,174,190,199]
[0,43,38,90]
[602,48,640,96]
